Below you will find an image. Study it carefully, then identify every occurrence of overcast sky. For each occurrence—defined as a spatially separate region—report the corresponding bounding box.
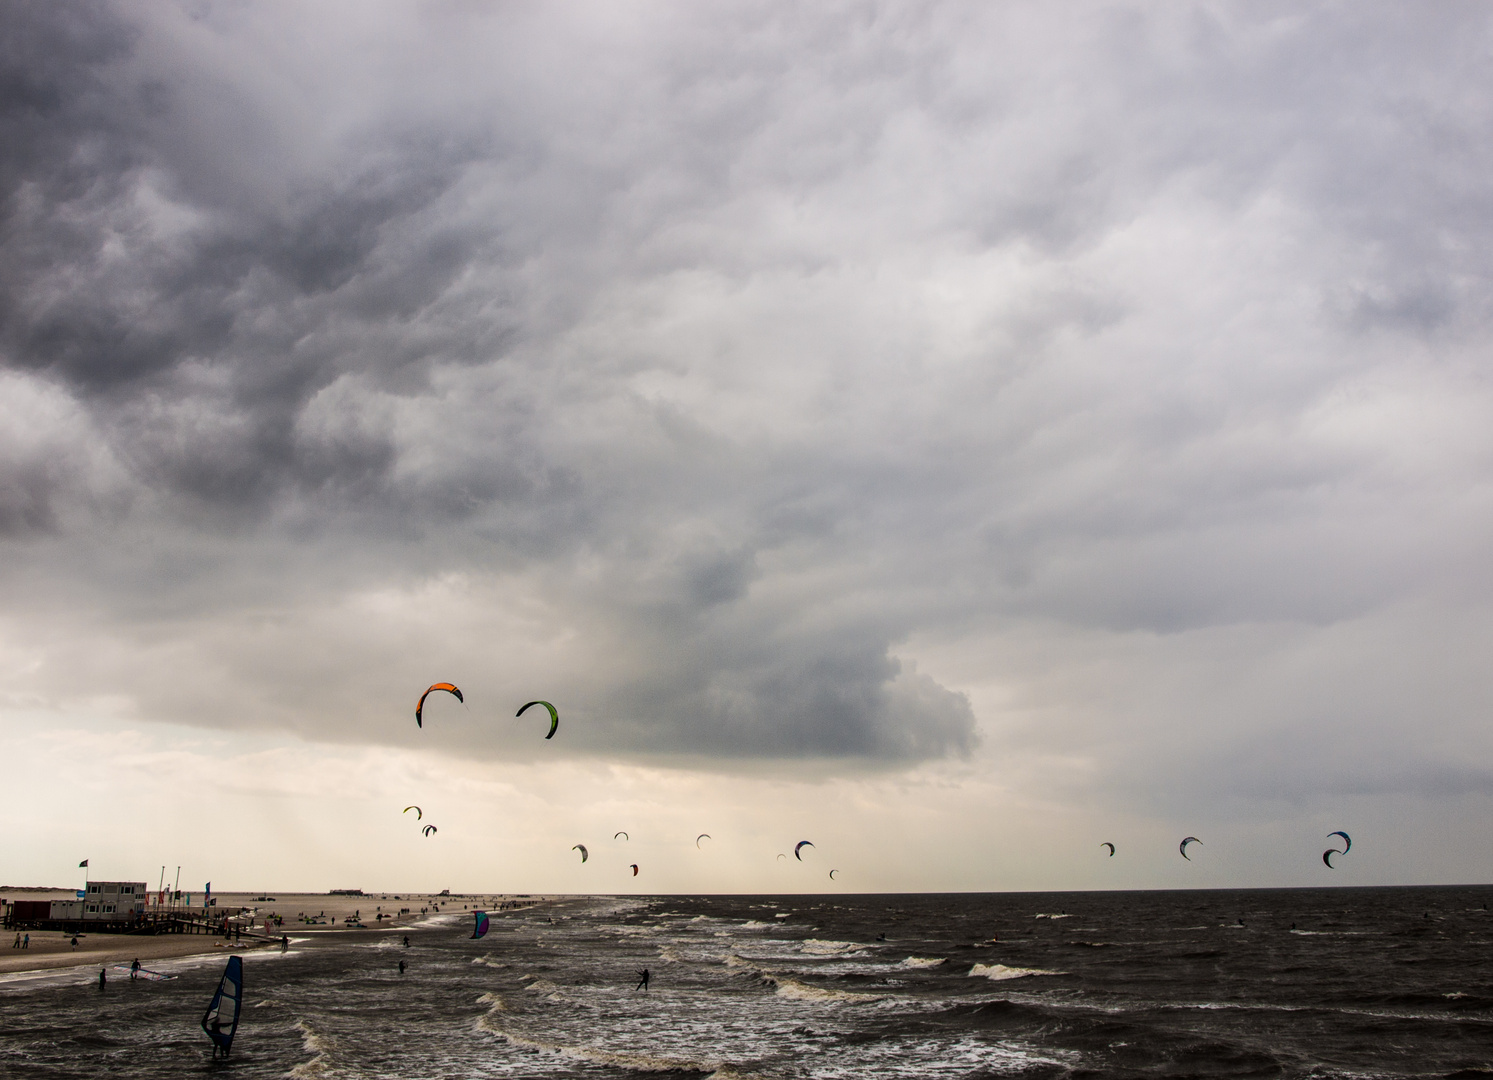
[4,1,1493,894]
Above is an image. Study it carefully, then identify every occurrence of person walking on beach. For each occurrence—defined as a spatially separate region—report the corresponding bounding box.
[281,935,288,952]
[71,936,78,950]
[130,958,141,980]
[10,933,18,949]
[22,933,28,950]
[635,968,649,991]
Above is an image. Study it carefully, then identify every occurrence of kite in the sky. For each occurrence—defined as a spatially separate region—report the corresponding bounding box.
[415,683,462,728]
[1100,842,1115,857]
[828,869,839,880]
[629,864,639,876]
[615,831,629,841]
[1327,831,1351,853]
[516,701,559,739]
[777,854,787,861]
[403,806,422,820]
[1179,837,1201,860]
[696,834,711,849]
[1322,849,1339,868]
[794,841,814,861]
[423,825,438,838]
[573,845,588,863]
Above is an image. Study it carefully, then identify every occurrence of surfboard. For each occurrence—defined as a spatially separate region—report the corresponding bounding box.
[111,964,173,982]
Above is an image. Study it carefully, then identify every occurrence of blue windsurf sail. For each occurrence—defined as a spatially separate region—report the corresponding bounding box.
[472,911,489,939]
[201,955,243,1056]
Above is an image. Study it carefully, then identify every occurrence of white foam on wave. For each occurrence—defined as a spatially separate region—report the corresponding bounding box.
[288,1019,336,1078]
[766,974,883,1003]
[899,956,946,968]
[739,920,773,930]
[477,1015,728,1074]
[800,939,861,955]
[1033,912,1073,920]
[968,963,1064,981]
[475,991,506,1009]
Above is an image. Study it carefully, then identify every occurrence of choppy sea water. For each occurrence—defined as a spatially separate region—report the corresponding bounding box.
[3,887,1491,1079]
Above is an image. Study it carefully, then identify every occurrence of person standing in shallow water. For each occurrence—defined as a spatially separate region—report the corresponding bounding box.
[635,968,649,991]
[98,968,106,990]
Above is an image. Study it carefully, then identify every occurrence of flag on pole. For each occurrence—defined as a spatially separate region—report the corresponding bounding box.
[79,859,89,868]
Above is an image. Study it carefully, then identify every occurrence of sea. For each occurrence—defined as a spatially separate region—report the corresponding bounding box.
[2,887,1491,1079]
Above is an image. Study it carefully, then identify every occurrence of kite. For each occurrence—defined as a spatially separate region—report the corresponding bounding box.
[794,841,814,861]
[1323,849,1338,869]
[828,870,839,880]
[615,832,629,841]
[1327,831,1352,854]
[472,911,490,939]
[1179,837,1201,860]
[423,825,438,838]
[629,864,639,876]
[573,845,588,863]
[403,806,422,820]
[1100,843,1115,857]
[516,700,559,739]
[415,683,462,728]
[696,834,711,849]
[777,854,787,861]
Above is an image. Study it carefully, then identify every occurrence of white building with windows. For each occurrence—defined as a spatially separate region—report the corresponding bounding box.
[72,881,148,920]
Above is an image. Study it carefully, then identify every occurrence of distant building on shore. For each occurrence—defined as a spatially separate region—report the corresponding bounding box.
[77,881,148,920]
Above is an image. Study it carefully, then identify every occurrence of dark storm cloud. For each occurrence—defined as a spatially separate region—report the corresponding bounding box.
[3,1,1493,782]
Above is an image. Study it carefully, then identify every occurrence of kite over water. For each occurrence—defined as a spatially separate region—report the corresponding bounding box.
[629,863,639,876]
[794,840,814,861]
[516,700,559,739]
[573,845,588,863]
[1179,837,1201,860]
[614,831,629,841]
[696,834,711,849]
[423,825,438,838]
[403,806,422,820]
[1327,831,1352,853]
[471,911,490,939]
[828,869,839,879]
[415,683,462,728]
[1100,842,1116,857]
[1323,849,1339,868]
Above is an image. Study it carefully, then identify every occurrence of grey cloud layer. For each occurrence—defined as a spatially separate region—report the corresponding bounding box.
[3,1,1493,785]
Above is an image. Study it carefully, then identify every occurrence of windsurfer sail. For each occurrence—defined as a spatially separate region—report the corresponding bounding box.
[201,955,243,1058]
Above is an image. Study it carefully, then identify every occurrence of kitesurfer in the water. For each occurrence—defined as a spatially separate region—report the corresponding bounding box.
[399,960,406,974]
[98,968,106,990]
[403,936,410,947]
[635,968,650,991]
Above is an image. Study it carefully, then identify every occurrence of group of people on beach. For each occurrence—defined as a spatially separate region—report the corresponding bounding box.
[10,933,28,949]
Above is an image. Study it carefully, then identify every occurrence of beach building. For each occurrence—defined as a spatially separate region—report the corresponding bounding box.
[78,881,148,920]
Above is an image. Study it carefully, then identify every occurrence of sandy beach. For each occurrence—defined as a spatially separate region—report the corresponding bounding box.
[1,888,549,977]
